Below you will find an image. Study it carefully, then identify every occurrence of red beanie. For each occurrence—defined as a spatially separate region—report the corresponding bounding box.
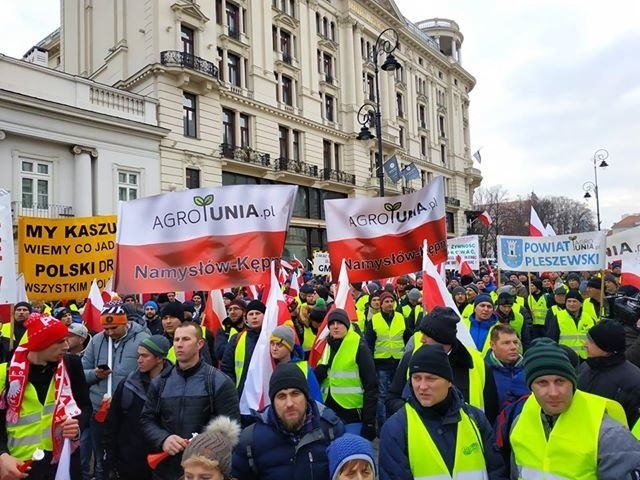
[25,313,69,352]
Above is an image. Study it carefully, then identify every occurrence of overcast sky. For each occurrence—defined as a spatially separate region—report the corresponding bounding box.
[2,1,639,229]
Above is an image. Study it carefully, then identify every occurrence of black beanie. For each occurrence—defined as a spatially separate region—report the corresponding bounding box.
[587,319,626,354]
[161,302,184,321]
[246,300,266,314]
[409,344,453,382]
[14,302,32,313]
[269,363,310,404]
[565,289,583,303]
[523,339,577,389]
[531,279,543,291]
[587,277,602,289]
[309,306,327,323]
[327,308,350,329]
[418,306,459,345]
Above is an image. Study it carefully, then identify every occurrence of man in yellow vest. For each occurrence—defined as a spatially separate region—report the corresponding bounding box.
[451,286,469,316]
[584,276,605,320]
[545,290,597,359]
[379,344,509,479]
[0,313,91,479]
[495,292,531,350]
[0,302,32,348]
[526,278,549,339]
[213,300,246,364]
[465,294,500,354]
[314,308,378,439]
[364,291,406,429]
[510,339,640,479]
[398,288,424,339]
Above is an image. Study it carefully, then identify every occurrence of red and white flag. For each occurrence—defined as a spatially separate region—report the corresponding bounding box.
[325,177,447,282]
[114,185,297,293]
[621,257,640,289]
[479,210,492,227]
[239,262,287,414]
[545,223,557,236]
[82,279,104,332]
[202,289,226,335]
[456,255,474,277]
[0,190,17,305]
[288,273,300,298]
[422,241,474,349]
[529,206,546,237]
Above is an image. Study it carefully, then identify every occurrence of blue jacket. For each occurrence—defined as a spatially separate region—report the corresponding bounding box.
[379,388,508,480]
[468,313,499,351]
[485,351,529,410]
[232,400,345,480]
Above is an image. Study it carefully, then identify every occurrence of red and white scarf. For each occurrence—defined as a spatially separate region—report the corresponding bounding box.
[1,347,81,462]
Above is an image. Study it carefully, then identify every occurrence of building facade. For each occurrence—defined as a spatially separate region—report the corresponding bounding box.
[43,0,481,261]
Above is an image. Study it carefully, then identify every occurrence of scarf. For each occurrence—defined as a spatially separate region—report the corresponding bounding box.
[1,347,81,462]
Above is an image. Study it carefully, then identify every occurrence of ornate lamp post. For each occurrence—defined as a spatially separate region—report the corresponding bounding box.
[582,148,609,230]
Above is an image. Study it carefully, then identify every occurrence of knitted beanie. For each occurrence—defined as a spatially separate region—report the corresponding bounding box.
[327,433,376,480]
[160,301,184,321]
[270,324,296,352]
[140,334,171,358]
[587,319,626,354]
[587,277,602,289]
[497,292,515,306]
[100,302,128,326]
[474,293,494,307]
[452,286,466,296]
[181,416,241,476]
[409,344,453,382]
[14,301,33,314]
[465,284,479,294]
[309,306,327,323]
[228,300,247,311]
[327,308,350,329]
[565,289,583,303]
[407,288,422,301]
[379,291,395,304]
[143,300,159,312]
[269,362,310,404]
[418,306,459,346]
[246,300,266,314]
[25,313,69,352]
[523,339,577,389]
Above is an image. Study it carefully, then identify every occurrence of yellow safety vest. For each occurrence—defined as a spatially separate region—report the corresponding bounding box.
[302,325,316,352]
[556,309,596,359]
[166,325,208,364]
[0,323,28,346]
[527,295,548,326]
[319,329,363,409]
[461,304,474,321]
[234,331,248,388]
[0,363,55,460]
[462,317,498,355]
[550,304,564,316]
[371,311,406,360]
[632,418,640,440]
[355,294,369,314]
[410,338,485,411]
[406,403,489,479]
[511,390,627,480]
[401,303,424,323]
[583,298,600,323]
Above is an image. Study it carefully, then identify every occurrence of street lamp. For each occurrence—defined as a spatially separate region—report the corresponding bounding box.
[582,148,609,230]
[356,27,401,197]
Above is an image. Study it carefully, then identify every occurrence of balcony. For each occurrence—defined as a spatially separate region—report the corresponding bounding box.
[11,201,74,224]
[320,168,356,186]
[160,51,219,88]
[219,144,271,167]
[445,196,461,207]
[274,157,319,178]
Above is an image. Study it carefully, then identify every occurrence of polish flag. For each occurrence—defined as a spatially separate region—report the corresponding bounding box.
[621,257,640,289]
[82,279,104,333]
[280,259,294,271]
[545,223,557,236]
[239,262,286,414]
[479,210,492,227]
[325,177,447,282]
[422,241,474,349]
[114,185,297,293]
[529,206,546,237]
[292,255,305,270]
[202,289,226,335]
[456,255,474,277]
[288,273,300,298]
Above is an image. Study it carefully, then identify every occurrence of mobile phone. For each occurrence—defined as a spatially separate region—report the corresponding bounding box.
[97,364,110,371]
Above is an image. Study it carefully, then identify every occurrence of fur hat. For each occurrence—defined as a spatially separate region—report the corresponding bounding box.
[181,416,241,476]
[160,301,184,321]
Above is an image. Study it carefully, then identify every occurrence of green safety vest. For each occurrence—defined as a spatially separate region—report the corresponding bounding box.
[401,303,424,325]
[371,311,406,360]
[355,294,369,314]
[583,298,600,323]
[406,403,489,479]
[166,325,208,364]
[0,323,28,346]
[511,390,627,480]
[0,363,55,460]
[556,309,597,359]
[233,331,248,388]
[461,304,474,321]
[301,325,316,352]
[319,329,364,409]
[527,295,548,326]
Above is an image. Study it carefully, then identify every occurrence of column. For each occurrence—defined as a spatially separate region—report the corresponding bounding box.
[71,146,97,217]
[451,39,458,62]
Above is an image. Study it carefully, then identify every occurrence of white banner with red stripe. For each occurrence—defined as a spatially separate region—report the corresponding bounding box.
[0,190,17,305]
[324,177,447,282]
[114,185,297,292]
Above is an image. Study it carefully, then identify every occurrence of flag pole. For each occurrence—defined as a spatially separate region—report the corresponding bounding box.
[496,268,501,289]
[599,269,606,319]
[8,304,14,351]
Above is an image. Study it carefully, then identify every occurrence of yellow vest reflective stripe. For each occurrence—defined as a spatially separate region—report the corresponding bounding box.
[0,364,55,460]
[583,298,600,323]
[302,326,316,352]
[234,331,248,388]
[166,326,207,364]
[0,323,28,346]
[511,390,627,480]
[406,403,489,479]
[461,304,474,321]
[527,295,548,326]
[319,329,363,409]
[371,312,405,360]
[556,309,596,359]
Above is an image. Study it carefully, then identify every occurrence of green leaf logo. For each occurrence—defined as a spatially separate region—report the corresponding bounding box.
[463,442,480,456]
[203,194,214,205]
[194,196,204,206]
[194,194,215,207]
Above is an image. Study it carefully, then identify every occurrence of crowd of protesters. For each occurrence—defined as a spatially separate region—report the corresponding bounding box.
[1,260,640,479]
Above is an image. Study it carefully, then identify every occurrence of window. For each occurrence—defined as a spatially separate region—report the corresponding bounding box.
[441,144,446,164]
[396,93,404,118]
[282,75,293,106]
[228,52,240,86]
[323,52,333,81]
[399,126,404,148]
[226,2,240,37]
[279,126,301,160]
[366,74,375,101]
[421,136,427,156]
[216,0,223,25]
[446,212,455,234]
[118,171,139,201]
[333,144,340,170]
[323,140,331,170]
[418,105,426,128]
[181,25,194,55]
[222,108,235,147]
[292,131,300,161]
[183,92,197,137]
[21,160,51,209]
[239,114,250,148]
[280,30,292,62]
[324,94,335,121]
[316,13,321,34]
[279,126,289,159]
[272,27,278,51]
[217,48,224,81]
[439,115,445,137]
[185,168,200,189]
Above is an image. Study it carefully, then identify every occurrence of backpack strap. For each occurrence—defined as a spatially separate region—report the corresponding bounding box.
[239,423,258,475]
[205,366,217,414]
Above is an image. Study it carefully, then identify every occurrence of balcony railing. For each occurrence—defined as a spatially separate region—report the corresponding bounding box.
[219,144,271,167]
[445,196,461,207]
[160,51,219,79]
[11,201,74,222]
[275,158,319,178]
[321,168,356,185]
[402,186,416,194]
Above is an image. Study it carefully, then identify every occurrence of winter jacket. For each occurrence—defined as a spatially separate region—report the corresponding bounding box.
[387,340,500,423]
[578,353,640,427]
[231,400,345,480]
[145,316,164,336]
[103,361,172,479]
[496,308,532,351]
[468,313,499,352]
[122,303,145,326]
[140,359,240,480]
[379,389,509,480]
[82,322,150,410]
[485,351,529,411]
[220,327,260,396]
[286,345,323,403]
[214,319,244,363]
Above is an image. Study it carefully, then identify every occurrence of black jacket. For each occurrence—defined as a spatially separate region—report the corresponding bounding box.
[578,353,640,427]
[220,327,260,396]
[140,359,240,480]
[214,318,245,364]
[386,341,500,424]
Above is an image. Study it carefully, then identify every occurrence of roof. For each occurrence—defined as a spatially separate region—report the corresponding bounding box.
[611,213,640,230]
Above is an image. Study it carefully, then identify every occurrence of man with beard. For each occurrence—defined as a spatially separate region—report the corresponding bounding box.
[214,300,246,363]
[143,300,163,335]
[231,363,345,479]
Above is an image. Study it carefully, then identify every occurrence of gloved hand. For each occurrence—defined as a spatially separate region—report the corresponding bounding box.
[314,364,329,381]
[360,423,377,440]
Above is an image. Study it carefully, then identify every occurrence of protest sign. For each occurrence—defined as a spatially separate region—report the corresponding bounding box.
[445,235,480,270]
[0,190,17,304]
[607,225,640,263]
[18,215,117,301]
[312,251,331,276]
[114,185,297,293]
[497,231,606,272]
[324,176,447,282]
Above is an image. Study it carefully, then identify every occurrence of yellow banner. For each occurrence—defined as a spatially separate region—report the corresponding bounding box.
[18,215,117,301]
